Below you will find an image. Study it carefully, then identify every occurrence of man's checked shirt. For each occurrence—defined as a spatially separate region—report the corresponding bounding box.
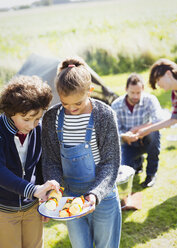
[111,92,162,134]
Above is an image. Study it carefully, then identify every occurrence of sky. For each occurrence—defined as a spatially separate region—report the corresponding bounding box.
[0,0,37,8]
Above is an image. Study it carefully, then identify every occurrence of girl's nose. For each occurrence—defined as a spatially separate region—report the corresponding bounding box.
[69,105,75,111]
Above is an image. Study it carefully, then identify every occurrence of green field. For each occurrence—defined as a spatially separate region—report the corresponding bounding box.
[0,0,177,76]
[0,0,177,247]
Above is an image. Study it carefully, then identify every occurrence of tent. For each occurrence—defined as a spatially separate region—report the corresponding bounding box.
[17,54,118,106]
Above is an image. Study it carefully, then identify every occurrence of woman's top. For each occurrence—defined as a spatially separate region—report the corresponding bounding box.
[42,98,120,204]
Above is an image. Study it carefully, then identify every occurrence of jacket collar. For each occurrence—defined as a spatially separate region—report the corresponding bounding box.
[2,114,18,135]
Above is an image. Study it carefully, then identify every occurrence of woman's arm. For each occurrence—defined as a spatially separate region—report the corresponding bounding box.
[137,118,177,138]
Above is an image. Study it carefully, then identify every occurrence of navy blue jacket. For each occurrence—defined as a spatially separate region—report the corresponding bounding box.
[0,114,43,211]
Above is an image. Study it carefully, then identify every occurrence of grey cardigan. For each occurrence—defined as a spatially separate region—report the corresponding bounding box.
[42,98,120,204]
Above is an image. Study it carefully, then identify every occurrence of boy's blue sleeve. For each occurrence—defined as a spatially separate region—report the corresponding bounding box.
[0,135,36,199]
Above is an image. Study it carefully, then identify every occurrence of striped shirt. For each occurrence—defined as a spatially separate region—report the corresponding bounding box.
[56,109,100,165]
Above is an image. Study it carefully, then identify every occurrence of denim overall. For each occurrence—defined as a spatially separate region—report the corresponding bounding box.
[57,108,121,248]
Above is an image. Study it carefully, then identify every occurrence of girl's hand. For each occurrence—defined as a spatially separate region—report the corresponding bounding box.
[77,194,96,218]
[34,180,60,201]
[84,193,96,208]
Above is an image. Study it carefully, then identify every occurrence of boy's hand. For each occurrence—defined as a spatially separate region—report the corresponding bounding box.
[34,180,60,201]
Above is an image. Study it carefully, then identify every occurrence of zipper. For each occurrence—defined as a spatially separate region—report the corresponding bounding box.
[19,163,26,210]
[22,166,26,176]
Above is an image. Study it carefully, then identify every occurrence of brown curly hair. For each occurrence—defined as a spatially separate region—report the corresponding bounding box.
[55,56,91,96]
[0,75,53,117]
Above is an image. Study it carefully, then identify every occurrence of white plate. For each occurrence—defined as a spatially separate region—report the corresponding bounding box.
[38,196,91,221]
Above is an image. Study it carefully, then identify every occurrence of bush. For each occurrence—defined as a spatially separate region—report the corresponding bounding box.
[0,67,16,86]
[84,47,158,75]
[84,48,118,75]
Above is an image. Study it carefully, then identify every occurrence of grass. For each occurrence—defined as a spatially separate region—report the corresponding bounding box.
[121,127,177,248]
[44,221,71,247]
[0,0,177,74]
[43,72,177,248]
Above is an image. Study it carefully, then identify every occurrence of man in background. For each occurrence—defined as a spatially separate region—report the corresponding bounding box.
[111,73,162,187]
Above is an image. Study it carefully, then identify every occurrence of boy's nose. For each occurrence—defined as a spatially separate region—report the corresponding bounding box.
[27,122,35,130]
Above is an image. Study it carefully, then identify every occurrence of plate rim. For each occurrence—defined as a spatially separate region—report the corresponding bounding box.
[38,196,91,221]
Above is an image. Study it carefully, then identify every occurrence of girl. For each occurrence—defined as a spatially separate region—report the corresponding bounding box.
[42,57,121,248]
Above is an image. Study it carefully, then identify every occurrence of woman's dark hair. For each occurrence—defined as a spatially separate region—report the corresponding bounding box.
[55,56,91,96]
[0,75,52,117]
[149,58,177,89]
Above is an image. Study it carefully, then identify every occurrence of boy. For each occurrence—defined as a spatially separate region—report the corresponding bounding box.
[0,75,59,248]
